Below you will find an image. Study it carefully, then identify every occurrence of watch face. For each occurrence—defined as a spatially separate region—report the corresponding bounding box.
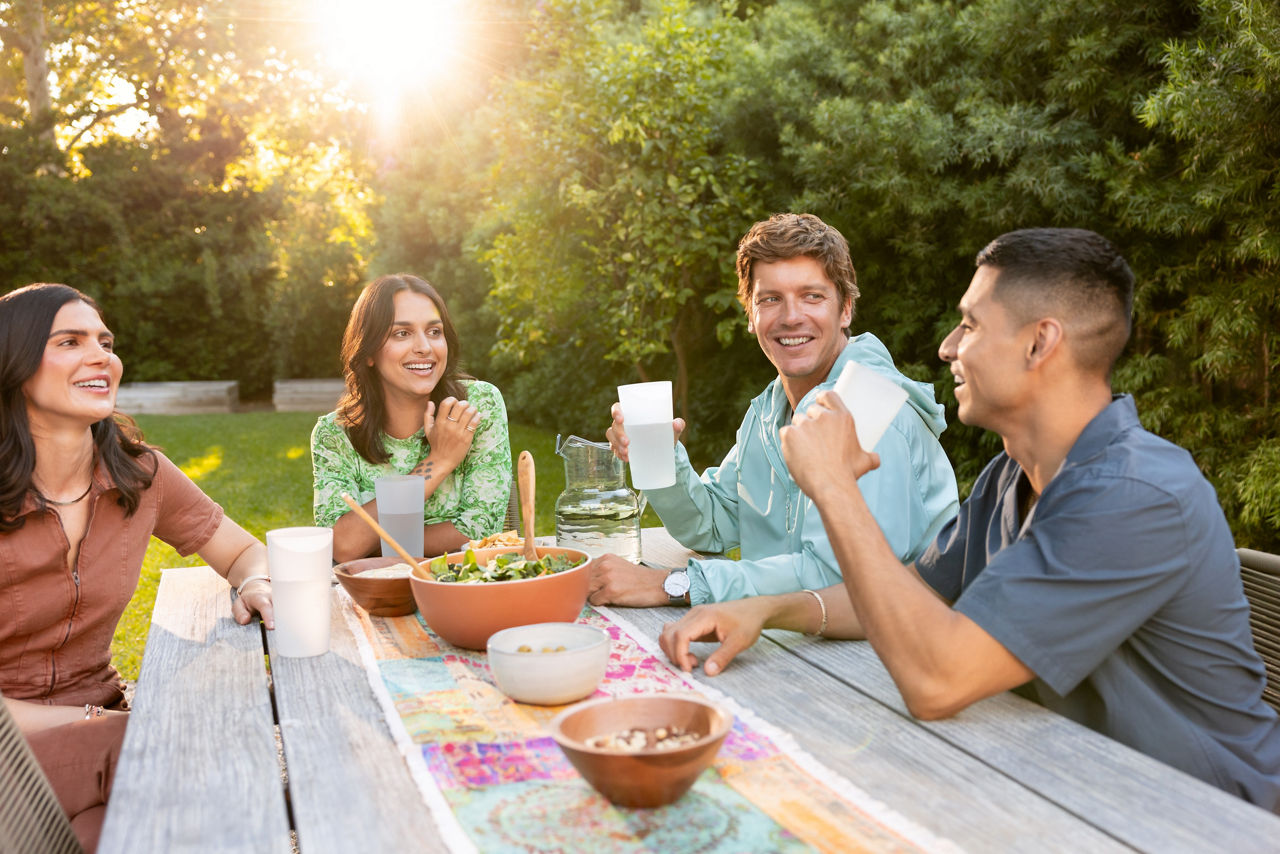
[663,570,690,597]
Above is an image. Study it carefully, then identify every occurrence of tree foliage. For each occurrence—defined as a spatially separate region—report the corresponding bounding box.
[0,0,373,394]
[2,0,1275,547]
[397,0,1274,547]
[475,0,768,446]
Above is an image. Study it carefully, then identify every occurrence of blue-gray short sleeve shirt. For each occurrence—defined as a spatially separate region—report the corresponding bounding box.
[916,396,1280,809]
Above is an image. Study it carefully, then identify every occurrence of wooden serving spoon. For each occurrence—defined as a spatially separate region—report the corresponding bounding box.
[517,450,539,561]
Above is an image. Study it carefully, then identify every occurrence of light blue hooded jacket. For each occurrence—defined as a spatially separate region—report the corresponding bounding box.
[647,333,959,605]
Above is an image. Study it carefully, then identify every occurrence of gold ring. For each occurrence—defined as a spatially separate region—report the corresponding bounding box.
[447,416,459,422]
[466,425,476,431]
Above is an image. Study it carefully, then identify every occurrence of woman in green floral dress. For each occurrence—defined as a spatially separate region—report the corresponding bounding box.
[312,274,512,563]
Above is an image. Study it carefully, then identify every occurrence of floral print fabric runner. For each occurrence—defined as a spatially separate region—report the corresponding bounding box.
[339,594,962,854]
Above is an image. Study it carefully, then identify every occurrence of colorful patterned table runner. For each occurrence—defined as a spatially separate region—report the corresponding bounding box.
[339,592,961,853]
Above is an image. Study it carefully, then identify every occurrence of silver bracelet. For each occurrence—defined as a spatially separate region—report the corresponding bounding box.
[802,589,827,636]
[236,574,271,595]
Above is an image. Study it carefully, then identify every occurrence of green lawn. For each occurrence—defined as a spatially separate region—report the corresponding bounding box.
[110,413,597,681]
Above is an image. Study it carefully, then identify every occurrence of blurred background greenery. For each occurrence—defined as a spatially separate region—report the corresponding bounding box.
[4,0,1277,557]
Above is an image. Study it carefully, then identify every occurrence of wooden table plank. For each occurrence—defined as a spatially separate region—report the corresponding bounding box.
[769,631,1280,853]
[617,605,1127,851]
[99,567,291,854]
[639,526,1280,852]
[266,588,448,854]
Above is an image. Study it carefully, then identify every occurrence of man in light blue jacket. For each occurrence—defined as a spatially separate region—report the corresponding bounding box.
[591,213,958,607]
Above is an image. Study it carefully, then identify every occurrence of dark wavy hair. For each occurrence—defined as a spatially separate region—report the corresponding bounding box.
[0,284,155,532]
[337,274,470,464]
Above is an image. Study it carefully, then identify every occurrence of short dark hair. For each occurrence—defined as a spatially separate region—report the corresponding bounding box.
[336,274,470,464]
[0,283,154,531]
[976,228,1134,376]
[735,213,859,332]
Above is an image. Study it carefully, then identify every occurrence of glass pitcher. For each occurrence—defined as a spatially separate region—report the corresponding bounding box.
[554,434,644,561]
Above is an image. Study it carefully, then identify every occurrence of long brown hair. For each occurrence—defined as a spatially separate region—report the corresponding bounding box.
[337,274,470,464]
[0,284,155,531]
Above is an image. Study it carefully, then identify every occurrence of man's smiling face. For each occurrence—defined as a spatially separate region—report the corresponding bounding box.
[748,256,852,405]
[938,265,1035,432]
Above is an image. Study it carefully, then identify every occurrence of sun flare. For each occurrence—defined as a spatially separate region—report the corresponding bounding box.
[314,0,468,101]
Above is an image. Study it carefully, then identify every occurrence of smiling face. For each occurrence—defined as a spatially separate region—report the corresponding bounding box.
[22,299,122,430]
[938,265,1036,432]
[747,256,853,406]
[371,290,448,406]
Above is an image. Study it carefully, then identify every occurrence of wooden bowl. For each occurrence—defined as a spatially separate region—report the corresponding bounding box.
[409,546,591,650]
[549,693,732,807]
[334,556,418,617]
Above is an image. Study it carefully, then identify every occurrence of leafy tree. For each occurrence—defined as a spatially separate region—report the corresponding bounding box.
[1099,0,1279,546]
[0,0,374,394]
[476,0,769,452]
[753,0,1276,547]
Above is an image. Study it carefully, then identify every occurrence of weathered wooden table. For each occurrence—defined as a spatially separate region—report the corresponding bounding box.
[98,529,1280,852]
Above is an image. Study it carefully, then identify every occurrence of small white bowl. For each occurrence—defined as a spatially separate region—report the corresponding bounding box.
[486,623,610,705]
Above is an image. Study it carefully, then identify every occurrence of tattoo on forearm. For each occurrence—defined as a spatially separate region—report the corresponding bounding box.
[411,460,435,479]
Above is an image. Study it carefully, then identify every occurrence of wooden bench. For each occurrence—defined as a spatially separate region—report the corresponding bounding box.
[114,381,239,415]
[272,378,345,413]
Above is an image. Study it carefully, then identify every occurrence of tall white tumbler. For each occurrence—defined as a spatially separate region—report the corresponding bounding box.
[374,475,425,558]
[268,526,334,658]
[617,381,676,491]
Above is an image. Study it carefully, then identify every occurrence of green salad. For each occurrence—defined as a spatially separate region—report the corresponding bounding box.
[425,548,586,584]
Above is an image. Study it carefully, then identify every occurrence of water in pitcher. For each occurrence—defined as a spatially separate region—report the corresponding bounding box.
[554,434,643,561]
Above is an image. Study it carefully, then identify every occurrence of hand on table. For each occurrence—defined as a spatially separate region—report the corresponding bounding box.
[587,554,671,607]
[780,390,880,501]
[234,578,275,630]
[605,402,686,463]
[424,397,482,470]
[659,597,775,676]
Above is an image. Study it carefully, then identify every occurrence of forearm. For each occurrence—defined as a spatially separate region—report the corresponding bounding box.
[4,697,122,735]
[760,584,864,638]
[198,517,267,587]
[691,536,848,606]
[222,542,268,590]
[812,479,978,715]
[408,450,462,501]
[423,521,468,557]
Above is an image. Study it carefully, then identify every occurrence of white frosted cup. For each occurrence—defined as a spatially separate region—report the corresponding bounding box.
[618,381,676,490]
[830,361,909,452]
[374,475,424,558]
[268,527,334,658]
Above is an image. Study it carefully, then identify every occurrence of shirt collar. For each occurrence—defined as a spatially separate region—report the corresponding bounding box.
[1062,394,1140,470]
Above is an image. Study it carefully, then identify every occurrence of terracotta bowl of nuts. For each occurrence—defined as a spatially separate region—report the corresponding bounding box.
[487,623,610,705]
[549,693,733,807]
[334,556,418,617]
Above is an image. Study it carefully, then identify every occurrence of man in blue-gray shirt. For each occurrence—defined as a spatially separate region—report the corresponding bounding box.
[659,228,1280,809]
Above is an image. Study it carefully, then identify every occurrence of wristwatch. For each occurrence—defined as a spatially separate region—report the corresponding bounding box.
[662,568,691,605]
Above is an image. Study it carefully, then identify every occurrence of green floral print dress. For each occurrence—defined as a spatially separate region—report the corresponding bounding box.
[311,380,512,540]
